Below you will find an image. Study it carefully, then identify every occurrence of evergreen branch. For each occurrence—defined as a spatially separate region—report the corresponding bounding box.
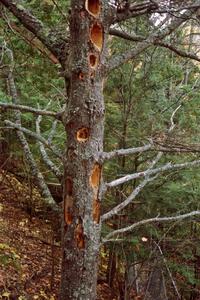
[155,41,200,62]
[0,0,67,61]
[3,46,58,209]
[109,29,200,63]
[8,21,59,64]
[107,4,200,72]
[102,211,200,241]
[0,102,62,119]
[103,105,197,221]
[4,120,62,159]
[102,105,181,162]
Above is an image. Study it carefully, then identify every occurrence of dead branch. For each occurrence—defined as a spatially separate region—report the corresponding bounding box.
[0,103,62,119]
[0,0,67,62]
[112,0,200,24]
[101,175,158,222]
[2,46,58,209]
[103,210,200,241]
[36,114,62,180]
[4,120,62,159]
[109,29,200,63]
[106,159,200,188]
[107,4,200,72]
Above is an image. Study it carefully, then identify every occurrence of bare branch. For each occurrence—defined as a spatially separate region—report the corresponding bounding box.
[107,5,200,71]
[112,1,200,24]
[6,21,59,64]
[36,114,62,180]
[0,0,67,61]
[106,159,200,188]
[101,142,200,162]
[102,105,182,162]
[4,120,62,159]
[109,29,200,63]
[48,120,58,144]
[112,1,159,24]
[101,175,158,222]
[156,41,200,63]
[101,143,152,162]
[0,102,62,119]
[109,28,145,42]
[2,46,58,209]
[103,211,200,241]
[102,106,182,220]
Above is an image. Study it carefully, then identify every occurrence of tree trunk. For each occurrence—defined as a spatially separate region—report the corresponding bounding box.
[60,1,107,299]
[145,258,167,300]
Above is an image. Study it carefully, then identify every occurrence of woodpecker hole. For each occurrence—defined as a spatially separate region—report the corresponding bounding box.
[78,71,85,80]
[66,177,73,196]
[64,177,73,225]
[93,199,100,224]
[90,71,95,79]
[90,23,103,51]
[77,127,90,142]
[89,53,98,69]
[64,196,73,225]
[80,10,86,18]
[85,0,100,17]
[75,219,85,249]
[90,163,101,189]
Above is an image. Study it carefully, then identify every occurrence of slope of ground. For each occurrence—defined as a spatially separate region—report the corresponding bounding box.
[0,170,115,300]
[0,170,61,299]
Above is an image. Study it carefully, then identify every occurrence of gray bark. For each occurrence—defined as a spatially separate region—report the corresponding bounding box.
[60,1,107,299]
[145,258,167,300]
[4,47,57,209]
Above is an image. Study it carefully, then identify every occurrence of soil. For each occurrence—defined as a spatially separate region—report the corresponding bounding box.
[0,170,115,300]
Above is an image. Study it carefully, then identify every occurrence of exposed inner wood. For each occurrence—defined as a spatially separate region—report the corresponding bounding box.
[92,199,100,224]
[89,53,98,69]
[66,177,73,196]
[64,196,73,225]
[76,127,90,142]
[85,0,100,17]
[74,219,85,249]
[90,163,101,189]
[64,177,73,225]
[90,23,103,51]
[90,71,95,79]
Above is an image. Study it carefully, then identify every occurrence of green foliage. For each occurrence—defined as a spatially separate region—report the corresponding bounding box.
[0,2,200,298]
[0,243,21,270]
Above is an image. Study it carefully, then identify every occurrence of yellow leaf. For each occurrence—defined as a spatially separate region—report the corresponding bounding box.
[0,204,3,212]
[2,291,10,298]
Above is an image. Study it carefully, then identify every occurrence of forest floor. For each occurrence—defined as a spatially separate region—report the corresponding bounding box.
[0,170,115,300]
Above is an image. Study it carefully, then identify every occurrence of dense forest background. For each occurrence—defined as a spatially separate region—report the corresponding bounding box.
[0,0,200,299]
